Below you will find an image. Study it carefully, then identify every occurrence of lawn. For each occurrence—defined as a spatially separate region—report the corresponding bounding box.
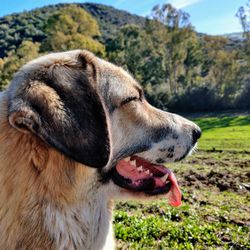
[114,114,250,250]
[193,115,250,151]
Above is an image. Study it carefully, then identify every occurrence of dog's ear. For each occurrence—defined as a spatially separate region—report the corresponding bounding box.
[8,51,110,168]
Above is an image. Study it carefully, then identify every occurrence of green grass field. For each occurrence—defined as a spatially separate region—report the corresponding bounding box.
[193,115,250,151]
[114,114,250,250]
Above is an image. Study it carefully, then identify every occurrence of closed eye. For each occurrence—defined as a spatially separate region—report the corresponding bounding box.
[120,96,139,106]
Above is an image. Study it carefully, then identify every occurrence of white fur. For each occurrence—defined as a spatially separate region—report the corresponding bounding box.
[44,189,114,250]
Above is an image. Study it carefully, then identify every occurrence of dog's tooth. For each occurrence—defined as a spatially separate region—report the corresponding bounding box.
[137,166,143,171]
[130,160,136,166]
[124,157,130,162]
[160,174,169,182]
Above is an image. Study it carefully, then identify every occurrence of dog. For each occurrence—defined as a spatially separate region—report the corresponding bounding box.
[0,50,201,250]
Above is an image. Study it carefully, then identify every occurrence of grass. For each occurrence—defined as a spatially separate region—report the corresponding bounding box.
[193,115,250,151]
[114,114,250,249]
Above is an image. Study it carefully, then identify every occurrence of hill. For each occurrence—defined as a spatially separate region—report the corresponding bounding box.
[221,32,244,51]
[0,3,244,58]
[0,3,145,58]
[0,2,248,113]
[222,32,244,41]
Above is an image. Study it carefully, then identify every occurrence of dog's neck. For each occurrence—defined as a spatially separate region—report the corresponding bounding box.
[0,93,114,250]
[44,196,114,250]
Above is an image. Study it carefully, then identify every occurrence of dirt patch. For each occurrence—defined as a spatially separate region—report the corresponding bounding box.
[180,169,250,193]
[186,156,250,169]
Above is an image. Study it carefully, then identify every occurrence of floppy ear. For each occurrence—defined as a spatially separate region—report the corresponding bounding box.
[8,51,110,168]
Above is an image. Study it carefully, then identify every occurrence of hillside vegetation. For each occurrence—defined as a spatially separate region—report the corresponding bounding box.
[0,3,145,58]
[0,2,249,112]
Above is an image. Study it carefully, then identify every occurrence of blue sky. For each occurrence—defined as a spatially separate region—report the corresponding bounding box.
[0,0,246,35]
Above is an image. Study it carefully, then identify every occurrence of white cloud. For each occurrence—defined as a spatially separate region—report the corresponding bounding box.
[168,0,201,9]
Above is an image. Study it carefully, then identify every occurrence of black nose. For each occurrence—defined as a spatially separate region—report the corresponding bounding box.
[192,128,202,144]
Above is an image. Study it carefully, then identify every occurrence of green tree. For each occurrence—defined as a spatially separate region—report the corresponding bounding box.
[237,0,250,38]
[107,24,163,85]
[181,33,203,87]
[148,4,199,93]
[237,0,250,62]
[42,5,105,56]
[200,35,243,104]
[0,41,40,89]
[211,50,241,96]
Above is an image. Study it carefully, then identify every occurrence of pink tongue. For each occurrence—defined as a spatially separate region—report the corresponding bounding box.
[116,157,182,207]
[168,172,182,207]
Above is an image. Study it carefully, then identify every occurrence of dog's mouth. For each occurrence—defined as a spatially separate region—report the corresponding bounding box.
[112,155,181,207]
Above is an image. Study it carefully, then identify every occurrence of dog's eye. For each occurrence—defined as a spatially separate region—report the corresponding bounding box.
[121,96,139,106]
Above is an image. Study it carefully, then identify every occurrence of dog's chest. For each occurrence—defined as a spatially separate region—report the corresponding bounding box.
[44,200,114,250]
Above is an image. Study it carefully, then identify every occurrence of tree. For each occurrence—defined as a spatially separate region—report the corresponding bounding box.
[107,24,164,85]
[107,25,145,77]
[150,4,190,29]
[237,1,250,62]
[0,41,40,89]
[42,5,105,56]
[147,4,199,93]
[236,1,250,110]
[181,33,203,87]
[237,0,250,39]
[200,35,242,99]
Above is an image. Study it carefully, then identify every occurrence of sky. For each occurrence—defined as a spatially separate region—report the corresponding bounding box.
[0,0,247,35]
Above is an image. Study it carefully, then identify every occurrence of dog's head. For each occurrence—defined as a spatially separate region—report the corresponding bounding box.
[7,50,201,206]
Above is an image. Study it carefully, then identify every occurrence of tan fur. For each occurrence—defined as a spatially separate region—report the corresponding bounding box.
[0,93,108,249]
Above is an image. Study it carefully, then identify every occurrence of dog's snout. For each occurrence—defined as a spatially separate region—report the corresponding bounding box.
[192,128,202,144]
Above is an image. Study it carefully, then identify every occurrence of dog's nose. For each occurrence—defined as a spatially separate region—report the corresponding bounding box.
[192,128,202,144]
